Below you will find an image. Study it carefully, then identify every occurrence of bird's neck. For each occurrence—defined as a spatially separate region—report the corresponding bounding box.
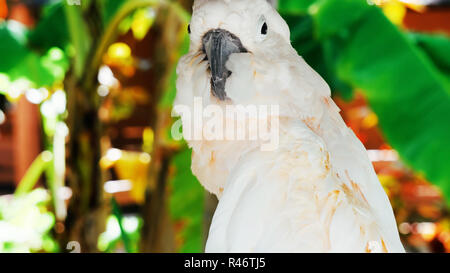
[188,115,289,197]
[190,138,260,198]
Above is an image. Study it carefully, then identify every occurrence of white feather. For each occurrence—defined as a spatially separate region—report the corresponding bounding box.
[175,0,405,253]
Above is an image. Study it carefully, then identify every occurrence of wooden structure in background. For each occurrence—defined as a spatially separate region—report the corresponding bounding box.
[0,104,15,192]
[0,98,41,193]
[12,97,41,185]
[0,3,40,193]
[404,6,450,34]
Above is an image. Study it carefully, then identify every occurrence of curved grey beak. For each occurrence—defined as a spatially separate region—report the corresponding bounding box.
[202,29,247,100]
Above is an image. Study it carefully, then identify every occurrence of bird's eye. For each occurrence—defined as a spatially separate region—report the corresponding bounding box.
[261,22,268,35]
[188,24,191,34]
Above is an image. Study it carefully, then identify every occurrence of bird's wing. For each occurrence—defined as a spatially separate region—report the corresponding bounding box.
[287,57,405,252]
[317,96,405,252]
[206,116,404,252]
[205,55,404,252]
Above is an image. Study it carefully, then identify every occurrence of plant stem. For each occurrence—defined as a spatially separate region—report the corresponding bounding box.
[15,151,53,196]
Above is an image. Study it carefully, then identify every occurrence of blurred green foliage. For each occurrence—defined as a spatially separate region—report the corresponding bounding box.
[169,148,204,252]
[0,189,58,252]
[0,22,69,91]
[98,212,143,253]
[409,32,450,87]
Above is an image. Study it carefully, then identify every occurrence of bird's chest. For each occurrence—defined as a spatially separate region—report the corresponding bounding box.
[204,147,337,252]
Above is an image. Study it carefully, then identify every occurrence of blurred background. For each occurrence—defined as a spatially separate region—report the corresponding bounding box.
[0,0,449,253]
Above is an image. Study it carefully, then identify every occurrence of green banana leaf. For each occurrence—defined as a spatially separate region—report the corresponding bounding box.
[27,3,70,52]
[408,32,450,88]
[0,21,68,89]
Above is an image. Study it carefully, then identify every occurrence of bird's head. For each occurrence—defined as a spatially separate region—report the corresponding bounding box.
[183,0,290,101]
[174,0,329,195]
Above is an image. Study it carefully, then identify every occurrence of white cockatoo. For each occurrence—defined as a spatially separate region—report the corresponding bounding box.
[174,0,405,252]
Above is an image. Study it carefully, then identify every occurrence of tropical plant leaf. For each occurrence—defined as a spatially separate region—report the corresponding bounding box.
[169,148,204,253]
[111,197,134,253]
[408,32,450,88]
[28,1,70,52]
[63,2,92,79]
[0,21,68,88]
[278,0,312,15]
[0,21,30,74]
[99,0,127,26]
